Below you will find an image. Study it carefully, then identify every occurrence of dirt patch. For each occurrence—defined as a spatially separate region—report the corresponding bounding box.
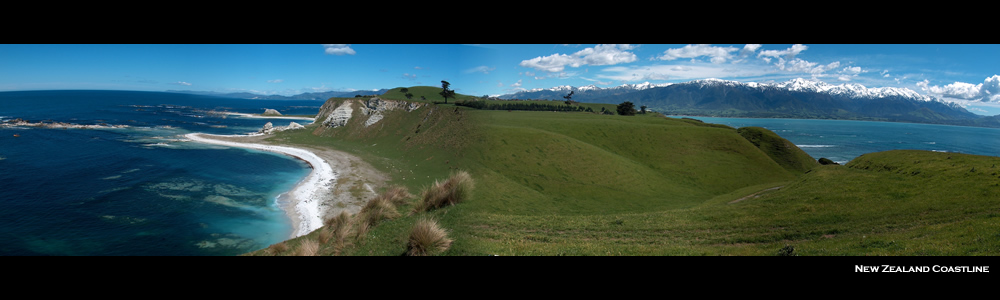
[729,186,784,204]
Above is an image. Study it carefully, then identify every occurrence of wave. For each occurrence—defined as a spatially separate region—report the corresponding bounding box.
[796,144,836,148]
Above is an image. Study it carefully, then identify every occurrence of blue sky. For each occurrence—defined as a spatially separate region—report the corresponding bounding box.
[2,44,998,114]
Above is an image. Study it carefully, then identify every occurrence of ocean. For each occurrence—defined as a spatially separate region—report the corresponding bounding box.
[3,90,1000,256]
[0,90,322,255]
[680,116,1000,165]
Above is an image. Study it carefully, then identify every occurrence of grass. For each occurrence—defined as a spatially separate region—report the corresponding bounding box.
[412,170,474,213]
[406,218,453,256]
[245,90,1000,256]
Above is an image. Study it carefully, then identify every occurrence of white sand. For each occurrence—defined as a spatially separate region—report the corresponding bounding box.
[184,133,332,238]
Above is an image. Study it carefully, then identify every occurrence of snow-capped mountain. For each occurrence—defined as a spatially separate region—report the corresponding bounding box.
[687,78,936,102]
[498,78,998,127]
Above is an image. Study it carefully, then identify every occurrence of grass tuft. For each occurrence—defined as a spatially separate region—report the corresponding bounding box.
[296,239,320,256]
[321,211,355,255]
[406,218,452,256]
[413,170,474,213]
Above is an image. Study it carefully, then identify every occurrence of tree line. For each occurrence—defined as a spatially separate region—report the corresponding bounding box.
[456,101,595,112]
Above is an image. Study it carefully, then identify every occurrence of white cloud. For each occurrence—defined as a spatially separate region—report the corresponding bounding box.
[402,73,417,80]
[172,81,192,86]
[742,44,762,54]
[657,44,739,64]
[758,44,808,59]
[597,64,768,82]
[841,66,863,75]
[519,44,637,73]
[267,79,284,83]
[775,58,840,75]
[917,75,1000,102]
[322,44,356,55]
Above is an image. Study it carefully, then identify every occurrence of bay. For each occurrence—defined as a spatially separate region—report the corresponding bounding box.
[0,90,321,255]
[679,116,1000,164]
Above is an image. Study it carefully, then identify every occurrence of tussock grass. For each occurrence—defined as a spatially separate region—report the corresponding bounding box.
[356,186,412,237]
[321,211,355,255]
[296,239,320,256]
[406,218,452,256]
[264,242,289,256]
[413,170,474,213]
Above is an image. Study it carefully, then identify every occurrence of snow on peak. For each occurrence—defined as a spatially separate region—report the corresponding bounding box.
[519,78,935,102]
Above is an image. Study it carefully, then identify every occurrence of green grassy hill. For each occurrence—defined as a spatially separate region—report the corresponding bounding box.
[380,86,477,103]
[246,89,1000,256]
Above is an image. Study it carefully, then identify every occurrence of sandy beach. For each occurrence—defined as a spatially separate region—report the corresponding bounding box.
[184,132,387,238]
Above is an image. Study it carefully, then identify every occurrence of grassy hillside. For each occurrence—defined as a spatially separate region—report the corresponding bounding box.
[737,126,820,173]
[380,86,477,103]
[246,92,1000,256]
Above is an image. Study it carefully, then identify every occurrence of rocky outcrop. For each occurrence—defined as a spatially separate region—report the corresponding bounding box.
[262,109,282,116]
[316,97,426,129]
[359,98,424,127]
[321,101,354,128]
[258,121,305,134]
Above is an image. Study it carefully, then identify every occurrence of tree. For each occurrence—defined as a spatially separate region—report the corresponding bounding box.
[440,80,456,104]
[563,91,575,106]
[405,93,414,100]
[617,101,637,116]
[640,105,647,114]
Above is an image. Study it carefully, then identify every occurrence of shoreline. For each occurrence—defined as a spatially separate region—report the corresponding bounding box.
[184,132,333,238]
[225,112,316,121]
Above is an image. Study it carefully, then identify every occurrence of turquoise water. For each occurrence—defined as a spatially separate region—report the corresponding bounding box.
[680,117,1000,164]
[0,90,321,255]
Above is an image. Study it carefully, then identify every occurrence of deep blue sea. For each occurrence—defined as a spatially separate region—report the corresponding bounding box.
[0,90,323,256]
[4,91,1000,256]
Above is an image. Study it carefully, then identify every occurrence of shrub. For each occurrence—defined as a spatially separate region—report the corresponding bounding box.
[413,170,474,213]
[617,101,637,116]
[406,218,453,256]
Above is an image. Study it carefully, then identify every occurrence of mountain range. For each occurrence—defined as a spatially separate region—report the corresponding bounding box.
[167,89,390,101]
[499,78,1000,128]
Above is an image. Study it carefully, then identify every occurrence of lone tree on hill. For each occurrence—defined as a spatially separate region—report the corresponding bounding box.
[617,101,637,116]
[440,80,456,104]
[640,105,647,114]
[563,91,575,105]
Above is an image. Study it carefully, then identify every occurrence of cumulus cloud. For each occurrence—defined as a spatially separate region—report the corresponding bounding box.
[775,58,840,74]
[657,44,739,64]
[758,44,808,59]
[841,66,863,75]
[917,75,1000,102]
[322,44,356,55]
[519,44,637,73]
